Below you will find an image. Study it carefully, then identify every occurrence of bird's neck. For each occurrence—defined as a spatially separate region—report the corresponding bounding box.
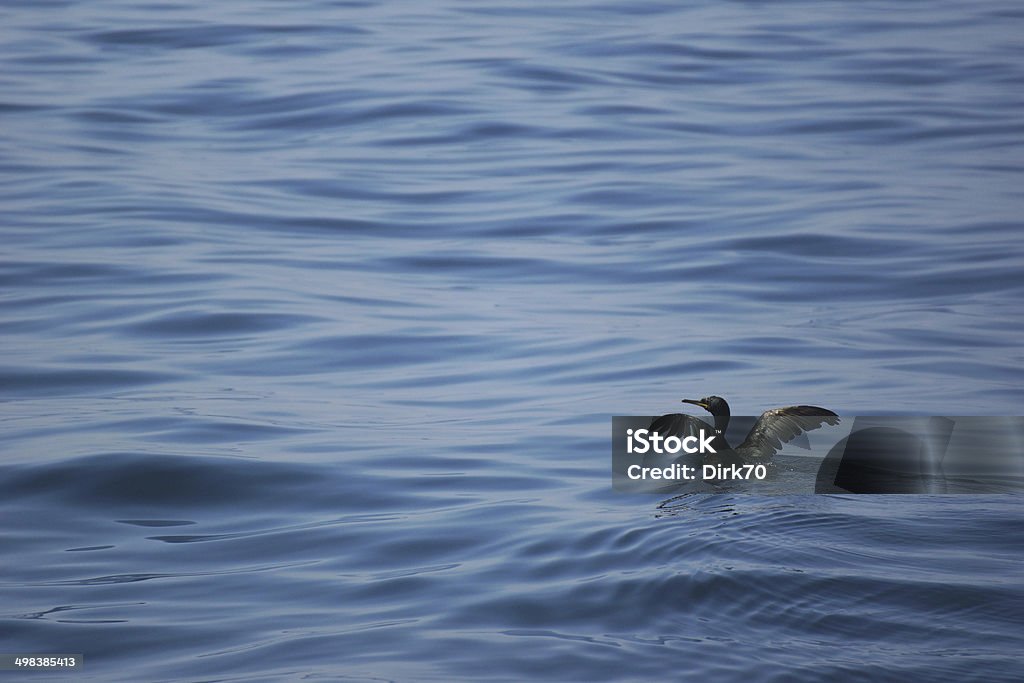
[714,413,730,435]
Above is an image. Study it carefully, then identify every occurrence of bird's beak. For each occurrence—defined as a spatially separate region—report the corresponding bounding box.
[681,398,707,409]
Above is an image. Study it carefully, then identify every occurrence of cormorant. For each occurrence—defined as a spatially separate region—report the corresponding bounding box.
[650,395,839,468]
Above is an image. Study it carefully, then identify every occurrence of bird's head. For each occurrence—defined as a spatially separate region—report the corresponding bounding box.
[682,395,730,418]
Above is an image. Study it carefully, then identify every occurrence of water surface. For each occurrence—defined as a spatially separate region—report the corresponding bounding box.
[2,1,1023,680]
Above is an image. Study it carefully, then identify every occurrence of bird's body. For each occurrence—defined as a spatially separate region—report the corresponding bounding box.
[650,395,839,469]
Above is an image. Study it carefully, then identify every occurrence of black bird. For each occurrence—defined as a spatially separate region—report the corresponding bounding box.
[650,395,839,468]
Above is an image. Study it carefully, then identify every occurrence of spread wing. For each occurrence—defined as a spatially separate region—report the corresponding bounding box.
[649,412,713,438]
[737,406,840,459]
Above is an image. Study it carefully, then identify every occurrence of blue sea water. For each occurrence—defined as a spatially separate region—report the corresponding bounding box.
[2,0,1023,680]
